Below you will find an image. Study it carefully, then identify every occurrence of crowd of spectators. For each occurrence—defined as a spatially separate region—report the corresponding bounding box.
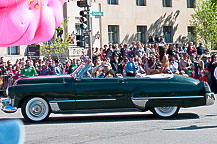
[0,35,217,92]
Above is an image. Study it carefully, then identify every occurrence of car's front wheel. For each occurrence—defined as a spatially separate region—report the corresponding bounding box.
[21,97,50,122]
[151,106,179,118]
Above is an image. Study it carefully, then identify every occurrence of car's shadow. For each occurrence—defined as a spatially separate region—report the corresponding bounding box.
[20,112,200,125]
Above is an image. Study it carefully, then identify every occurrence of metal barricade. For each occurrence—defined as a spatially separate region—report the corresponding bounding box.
[0,75,15,97]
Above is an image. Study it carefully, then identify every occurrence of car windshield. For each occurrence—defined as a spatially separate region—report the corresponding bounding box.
[71,63,90,78]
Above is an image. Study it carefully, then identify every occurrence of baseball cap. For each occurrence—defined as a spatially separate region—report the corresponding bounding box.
[104,62,111,67]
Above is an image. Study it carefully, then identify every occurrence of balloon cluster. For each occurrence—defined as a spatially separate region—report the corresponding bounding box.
[0,0,66,47]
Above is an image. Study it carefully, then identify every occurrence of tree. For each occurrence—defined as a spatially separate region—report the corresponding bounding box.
[40,17,71,58]
[191,0,217,49]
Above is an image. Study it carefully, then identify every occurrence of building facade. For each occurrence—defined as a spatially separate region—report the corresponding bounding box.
[0,0,196,62]
[96,0,195,45]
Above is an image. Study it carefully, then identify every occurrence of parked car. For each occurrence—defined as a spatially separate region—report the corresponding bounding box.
[1,63,215,122]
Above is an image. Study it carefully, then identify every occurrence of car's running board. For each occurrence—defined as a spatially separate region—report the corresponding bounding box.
[53,108,141,114]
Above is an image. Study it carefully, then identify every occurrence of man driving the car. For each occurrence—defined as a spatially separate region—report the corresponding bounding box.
[103,62,117,78]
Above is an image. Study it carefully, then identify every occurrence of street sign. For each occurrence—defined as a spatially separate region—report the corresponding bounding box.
[92,11,103,17]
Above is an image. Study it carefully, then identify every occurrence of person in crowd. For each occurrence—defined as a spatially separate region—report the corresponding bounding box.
[14,66,21,80]
[121,44,128,58]
[154,35,160,43]
[159,45,170,74]
[53,60,62,75]
[148,35,154,44]
[190,63,198,79]
[135,42,144,56]
[40,65,49,76]
[0,62,7,75]
[111,54,121,74]
[136,57,146,76]
[167,44,176,56]
[187,42,197,57]
[20,60,37,76]
[208,54,217,92]
[63,61,71,74]
[68,59,78,74]
[149,56,161,74]
[169,56,179,74]
[125,57,138,77]
[200,70,208,82]
[197,43,205,55]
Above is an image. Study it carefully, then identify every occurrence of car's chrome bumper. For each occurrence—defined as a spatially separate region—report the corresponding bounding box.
[1,98,17,113]
[206,92,215,106]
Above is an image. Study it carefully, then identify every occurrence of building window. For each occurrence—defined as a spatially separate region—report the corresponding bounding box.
[107,0,118,5]
[137,26,147,44]
[136,0,146,6]
[188,26,196,43]
[108,25,119,44]
[163,26,172,43]
[162,0,172,7]
[187,0,195,8]
[7,46,20,55]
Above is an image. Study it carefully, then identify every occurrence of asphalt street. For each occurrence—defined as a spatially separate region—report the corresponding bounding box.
[1,95,217,144]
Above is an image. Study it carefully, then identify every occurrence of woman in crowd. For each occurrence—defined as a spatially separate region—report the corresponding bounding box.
[159,45,170,74]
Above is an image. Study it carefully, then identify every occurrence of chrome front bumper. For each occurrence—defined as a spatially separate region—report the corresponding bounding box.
[1,98,17,113]
[206,92,215,106]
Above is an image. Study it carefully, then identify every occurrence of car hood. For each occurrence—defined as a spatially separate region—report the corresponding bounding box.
[14,75,72,85]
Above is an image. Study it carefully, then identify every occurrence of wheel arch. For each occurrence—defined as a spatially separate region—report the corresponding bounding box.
[18,95,52,112]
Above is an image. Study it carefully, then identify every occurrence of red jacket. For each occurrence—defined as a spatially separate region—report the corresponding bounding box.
[187,46,197,56]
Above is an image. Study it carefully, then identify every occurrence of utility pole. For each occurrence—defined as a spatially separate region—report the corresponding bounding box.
[86,5,92,61]
[77,0,92,60]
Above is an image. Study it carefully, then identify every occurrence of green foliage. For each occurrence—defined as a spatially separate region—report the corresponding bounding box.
[40,36,70,56]
[40,17,71,56]
[191,0,217,49]
[211,0,217,5]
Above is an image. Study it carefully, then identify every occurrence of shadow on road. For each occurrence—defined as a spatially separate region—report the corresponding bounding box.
[22,112,199,125]
[164,125,217,131]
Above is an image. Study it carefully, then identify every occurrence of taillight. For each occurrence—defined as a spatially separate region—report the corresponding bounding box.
[204,82,211,92]
[204,82,209,87]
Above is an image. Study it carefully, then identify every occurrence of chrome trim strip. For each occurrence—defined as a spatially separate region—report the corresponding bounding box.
[76,99,117,102]
[49,100,76,103]
[49,99,116,103]
[133,96,204,100]
[49,103,61,112]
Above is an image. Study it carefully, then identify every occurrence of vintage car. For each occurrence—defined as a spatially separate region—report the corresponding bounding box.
[1,63,215,122]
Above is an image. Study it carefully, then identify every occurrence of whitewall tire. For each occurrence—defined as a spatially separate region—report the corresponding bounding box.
[152,106,179,118]
[21,97,50,122]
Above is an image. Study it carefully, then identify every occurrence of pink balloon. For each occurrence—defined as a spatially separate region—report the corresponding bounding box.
[0,0,66,47]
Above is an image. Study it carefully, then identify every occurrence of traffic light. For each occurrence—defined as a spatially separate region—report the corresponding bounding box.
[77,0,91,7]
[76,35,85,47]
[79,10,88,29]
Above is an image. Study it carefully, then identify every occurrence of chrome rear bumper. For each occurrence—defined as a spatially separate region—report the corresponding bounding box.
[1,98,17,113]
[206,92,215,106]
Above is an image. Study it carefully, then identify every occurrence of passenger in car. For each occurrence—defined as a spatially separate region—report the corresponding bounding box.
[103,63,117,78]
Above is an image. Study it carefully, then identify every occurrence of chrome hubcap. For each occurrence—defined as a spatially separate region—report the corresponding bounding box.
[157,107,174,113]
[29,101,46,117]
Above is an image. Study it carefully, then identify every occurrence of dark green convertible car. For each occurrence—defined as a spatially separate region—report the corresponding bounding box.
[1,63,215,122]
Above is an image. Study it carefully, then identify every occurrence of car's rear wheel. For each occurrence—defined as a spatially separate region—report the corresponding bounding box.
[151,106,179,118]
[21,97,50,122]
